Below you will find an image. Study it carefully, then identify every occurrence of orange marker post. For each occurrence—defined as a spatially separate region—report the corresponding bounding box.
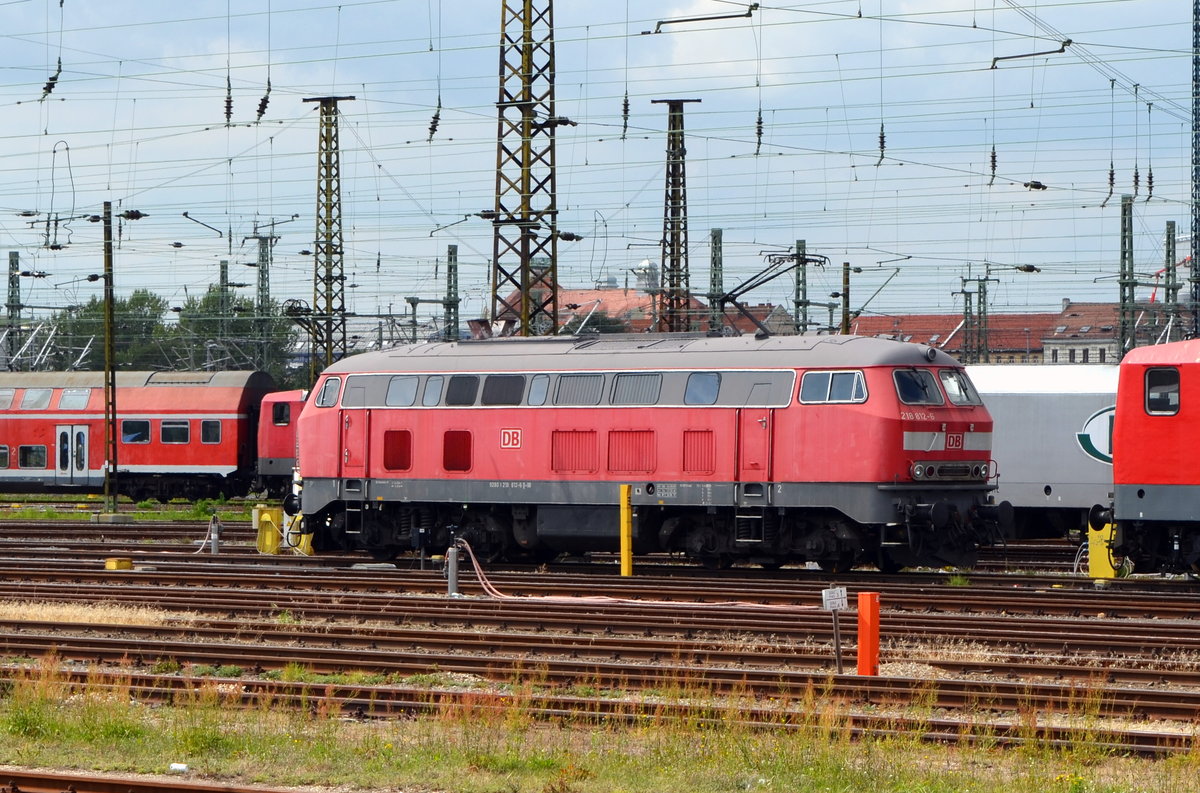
[857,591,880,676]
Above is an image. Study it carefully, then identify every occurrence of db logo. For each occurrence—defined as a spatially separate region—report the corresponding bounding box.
[945,432,964,450]
[500,428,522,449]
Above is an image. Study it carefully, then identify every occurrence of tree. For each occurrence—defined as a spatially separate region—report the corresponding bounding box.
[46,289,174,371]
[172,286,302,388]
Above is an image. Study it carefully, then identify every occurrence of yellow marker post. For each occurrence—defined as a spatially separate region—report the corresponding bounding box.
[1088,523,1118,579]
[619,484,633,576]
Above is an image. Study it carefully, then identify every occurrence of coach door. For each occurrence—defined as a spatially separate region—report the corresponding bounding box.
[736,409,773,482]
[54,425,89,485]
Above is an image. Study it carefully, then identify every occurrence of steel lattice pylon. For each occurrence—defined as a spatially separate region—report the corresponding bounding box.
[304,95,354,380]
[653,98,700,333]
[490,0,559,336]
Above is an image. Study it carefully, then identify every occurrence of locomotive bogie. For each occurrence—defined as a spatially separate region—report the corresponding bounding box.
[293,334,1008,570]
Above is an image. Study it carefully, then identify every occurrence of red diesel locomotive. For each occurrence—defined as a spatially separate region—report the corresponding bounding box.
[1104,339,1200,572]
[0,370,275,501]
[286,333,1011,570]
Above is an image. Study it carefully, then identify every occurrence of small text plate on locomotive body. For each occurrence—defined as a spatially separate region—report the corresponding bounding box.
[822,586,848,611]
[655,482,678,499]
[488,480,532,490]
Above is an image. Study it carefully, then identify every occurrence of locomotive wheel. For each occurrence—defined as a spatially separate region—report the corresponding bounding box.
[815,552,855,574]
[458,512,512,563]
[700,554,733,571]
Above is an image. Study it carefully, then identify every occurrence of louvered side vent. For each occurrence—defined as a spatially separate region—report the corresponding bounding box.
[683,430,715,474]
[608,430,655,473]
[551,430,598,473]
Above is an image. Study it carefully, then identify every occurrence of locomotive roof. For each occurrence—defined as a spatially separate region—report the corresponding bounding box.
[1120,339,1200,366]
[966,364,1119,395]
[323,333,959,374]
[0,370,276,390]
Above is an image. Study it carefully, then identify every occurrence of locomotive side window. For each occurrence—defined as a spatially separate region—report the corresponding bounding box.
[527,374,550,406]
[58,388,91,410]
[612,373,661,405]
[201,420,221,444]
[482,374,525,406]
[422,376,444,406]
[385,376,418,407]
[20,389,51,410]
[1145,367,1180,415]
[555,374,603,405]
[383,430,412,471]
[18,445,46,468]
[894,369,944,405]
[446,375,480,406]
[0,446,8,468]
[0,389,12,409]
[315,377,341,408]
[443,430,472,471]
[938,370,982,406]
[121,420,150,443]
[684,372,721,405]
[272,402,291,425]
[161,420,190,444]
[800,371,867,404]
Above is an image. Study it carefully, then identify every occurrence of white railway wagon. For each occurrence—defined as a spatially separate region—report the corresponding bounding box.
[967,365,1118,539]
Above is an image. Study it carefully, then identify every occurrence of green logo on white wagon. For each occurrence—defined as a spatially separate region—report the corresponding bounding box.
[1075,405,1115,465]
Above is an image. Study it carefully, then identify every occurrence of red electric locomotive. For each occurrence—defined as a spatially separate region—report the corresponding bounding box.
[287,334,1011,571]
[0,370,275,501]
[1104,339,1200,572]
[256,389,307,496]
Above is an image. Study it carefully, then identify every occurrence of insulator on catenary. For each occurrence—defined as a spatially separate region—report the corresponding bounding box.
[621,92,629,140]
[875,123,885,166]
[225,76,233,124]
[427,99,441,142]
[40,57,62,101]
[754,109,763,155]
[1101,164,1115,208]
[256,79,272,122]
[1146,168,1154,201]
[1132,166,1140,198]
[988,145,996,186]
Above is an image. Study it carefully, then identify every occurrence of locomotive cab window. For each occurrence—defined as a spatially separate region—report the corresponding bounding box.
[161,420,190,444]
[684,372,721,405]
[1145,367,1180,415]
[800,371,867,404]
[894,369,944,405]
[20,389,51,410]
[58,388,91,410]
[272,402,291,425]
[315,377,341,408]
[938,370,982,406]
[122,420,150,444]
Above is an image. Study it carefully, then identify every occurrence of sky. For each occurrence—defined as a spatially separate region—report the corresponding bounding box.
[0,0,1191,334]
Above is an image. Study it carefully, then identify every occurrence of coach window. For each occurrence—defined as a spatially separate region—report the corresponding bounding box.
[315,377,341,408]
[482,374,525,406]
[612,373,661,405]
[18,445,46,468]
[201,420,221,444]
[555,373,604,405]
[446,375,480,406]
[385,375,419,407]
[938,370,982,406]
[527,374,550,406]
[20,388,51,410]
[0,446,8,468]
[0,389,12,409]
[58,432,68,471]
[684,372,721,405]
[1145,368,1180,415]
[894,369,944,405]
[161,420,190,444]
[121,420,150,443]
[422,375,444,406]
[58,388,91,410]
